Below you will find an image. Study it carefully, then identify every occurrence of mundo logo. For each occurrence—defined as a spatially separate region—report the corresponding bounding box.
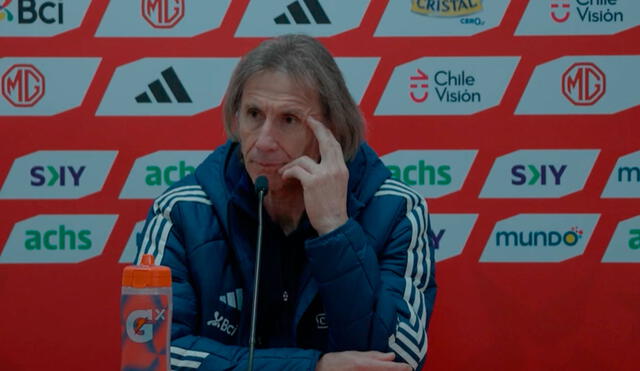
[376,57,519,115]
[480,149,599,199]
[602,215,640,263]
[562,62,606,106]
[481,214,599,262]
[516,0,637,35]
[142,0,184,29]
[602,150,640,198]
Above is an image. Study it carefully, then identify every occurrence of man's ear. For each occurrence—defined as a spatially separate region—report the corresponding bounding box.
[230,111,239,138]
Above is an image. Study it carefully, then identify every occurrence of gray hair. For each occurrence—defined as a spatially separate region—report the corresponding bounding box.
[222,34,364,161]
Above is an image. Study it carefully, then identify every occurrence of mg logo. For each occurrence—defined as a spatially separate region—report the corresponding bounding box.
[2,64,45,107]
[562,62,605,106]
[141,0,184,29]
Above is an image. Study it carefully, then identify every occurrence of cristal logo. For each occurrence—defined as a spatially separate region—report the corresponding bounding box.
[562,62,605,106]
[496,226,583,247]
[141,0,184,29]
[550,0,570,23]
[411,0,483,17]
[2,64,45,107]
[126,308,166,343]
[0,0,14,21]
[387,161,452,186]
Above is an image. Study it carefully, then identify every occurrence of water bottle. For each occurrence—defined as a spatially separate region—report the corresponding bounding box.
[121,254,172,371]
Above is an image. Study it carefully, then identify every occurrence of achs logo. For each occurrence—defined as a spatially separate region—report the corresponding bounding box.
[274,0,330,25]
[0,0,13,21]
[409,68,429,103]
[2,64,45,107]
[496,226,583,247]
[550,0,570,23]
[207,311,237,336]
[135,66,192,104]
[411,0,483,17]
[562,62,606,106]
[141,0,184,28]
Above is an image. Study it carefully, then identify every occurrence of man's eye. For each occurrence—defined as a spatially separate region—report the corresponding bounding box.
[284,115,298,124]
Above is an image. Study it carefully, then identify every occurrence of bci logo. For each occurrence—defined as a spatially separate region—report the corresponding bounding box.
[387,160,451,186]
[1,64,45,107]
[30,165,85,186]
[562,62,606,106]
[496,226,583,247]
[145,160,194,186]
[141,0,184,29]
[0,0,64,24]
[24,225,91,251]
[511,164,567,185]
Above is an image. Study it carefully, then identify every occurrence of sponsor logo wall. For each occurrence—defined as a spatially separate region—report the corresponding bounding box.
[1,1,638,370]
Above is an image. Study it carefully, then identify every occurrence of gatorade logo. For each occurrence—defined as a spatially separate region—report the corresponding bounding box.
[126,308,167,343]
[141,0,184,29]
[2,64,45,107]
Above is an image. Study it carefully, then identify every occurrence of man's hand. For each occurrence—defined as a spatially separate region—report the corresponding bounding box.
[279,116,349,235]
[316,351,412,371]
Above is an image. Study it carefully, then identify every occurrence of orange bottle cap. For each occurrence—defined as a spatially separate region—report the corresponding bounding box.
[122,254,172,288]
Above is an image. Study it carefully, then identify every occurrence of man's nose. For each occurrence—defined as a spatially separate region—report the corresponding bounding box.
[254,118,278,151]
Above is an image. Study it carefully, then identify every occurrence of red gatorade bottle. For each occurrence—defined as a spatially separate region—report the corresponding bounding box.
[121,254,172,371]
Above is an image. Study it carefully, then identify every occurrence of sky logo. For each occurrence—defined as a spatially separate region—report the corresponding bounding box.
[376,57,519,116]
[601,150,640,198]
[480,150,598,198]
[95,0,230,37]
[0,151,117,199]
[602,215,640,263]
[0,214,117,263]
[381,150,477,198]
[481,214,599,263]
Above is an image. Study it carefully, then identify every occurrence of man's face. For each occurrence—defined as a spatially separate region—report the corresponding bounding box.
[235,70,322,193]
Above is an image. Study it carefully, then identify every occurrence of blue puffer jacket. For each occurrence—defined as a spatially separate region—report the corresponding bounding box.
[136,140,437,370]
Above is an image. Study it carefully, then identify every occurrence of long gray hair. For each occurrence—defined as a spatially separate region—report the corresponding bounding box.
[222,34,364,161]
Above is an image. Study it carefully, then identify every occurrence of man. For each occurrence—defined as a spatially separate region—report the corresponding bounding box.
[137,34,437,370]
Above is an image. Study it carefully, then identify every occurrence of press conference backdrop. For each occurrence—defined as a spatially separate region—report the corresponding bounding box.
[1,0,638,370]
